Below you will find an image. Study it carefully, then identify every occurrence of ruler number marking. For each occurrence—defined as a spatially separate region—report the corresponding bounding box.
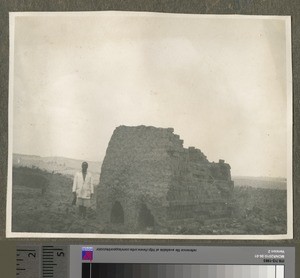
[57,251,65,257]
[28,252,36,258]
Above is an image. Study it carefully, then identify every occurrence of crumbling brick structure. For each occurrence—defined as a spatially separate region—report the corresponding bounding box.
[97,125,234,231]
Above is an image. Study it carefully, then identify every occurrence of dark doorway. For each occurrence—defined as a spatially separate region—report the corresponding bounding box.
[110,201,124,224]
[138,204,154,228]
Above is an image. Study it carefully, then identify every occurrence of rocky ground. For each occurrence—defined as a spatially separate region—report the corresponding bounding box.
[11,167,287,235]
[12,167,102,234]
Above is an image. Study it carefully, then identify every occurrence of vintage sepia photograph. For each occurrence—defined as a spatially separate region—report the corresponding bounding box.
[7,12,292,239]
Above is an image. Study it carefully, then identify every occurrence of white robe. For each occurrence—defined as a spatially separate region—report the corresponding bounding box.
[72,172,94,199]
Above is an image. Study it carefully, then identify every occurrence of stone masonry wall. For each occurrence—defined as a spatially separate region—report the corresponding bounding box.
[97,125,234,232]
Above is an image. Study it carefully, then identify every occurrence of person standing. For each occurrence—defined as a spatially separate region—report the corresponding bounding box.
[72,161,93,218]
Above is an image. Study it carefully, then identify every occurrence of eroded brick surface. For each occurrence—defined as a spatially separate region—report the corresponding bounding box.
[97,125,234,231]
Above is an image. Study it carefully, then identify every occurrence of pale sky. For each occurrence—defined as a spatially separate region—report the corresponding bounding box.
[11,12,291,177]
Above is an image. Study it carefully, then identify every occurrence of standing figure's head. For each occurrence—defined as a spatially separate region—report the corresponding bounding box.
[81,161,88,172]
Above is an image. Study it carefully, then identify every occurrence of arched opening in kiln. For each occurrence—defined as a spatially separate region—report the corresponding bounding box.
[110,201,124,224]
[138,204,154,228]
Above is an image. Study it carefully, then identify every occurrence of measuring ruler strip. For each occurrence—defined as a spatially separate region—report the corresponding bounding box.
[16,245,295,278]
[16,245,69,278]
[16,246,39,277]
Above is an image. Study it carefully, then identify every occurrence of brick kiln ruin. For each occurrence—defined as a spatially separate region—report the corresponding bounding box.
[97,125,234,231]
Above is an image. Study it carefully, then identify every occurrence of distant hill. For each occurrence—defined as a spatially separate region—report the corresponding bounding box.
[13,153,101,185]
[232,176,287,190]
[12,154,287,190]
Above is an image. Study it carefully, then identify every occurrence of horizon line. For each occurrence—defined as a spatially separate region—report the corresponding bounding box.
[12,152,287,179]
[13,152,102,164]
